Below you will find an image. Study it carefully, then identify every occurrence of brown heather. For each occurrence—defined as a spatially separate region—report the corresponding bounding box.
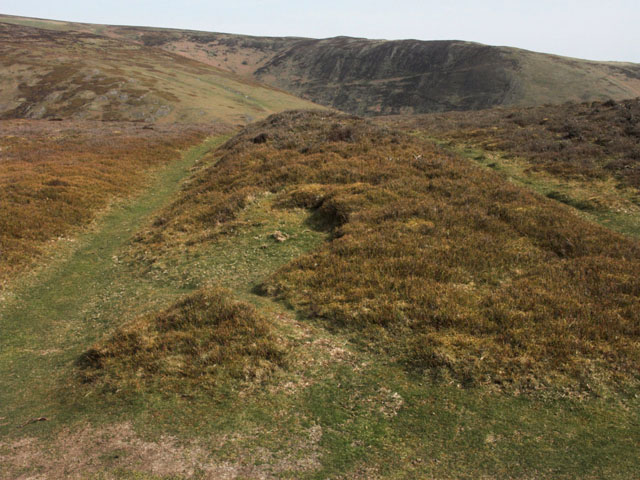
[78,286,288,392]
[0,119,219,287]
[381,98,640,189]
[134,110,640,392]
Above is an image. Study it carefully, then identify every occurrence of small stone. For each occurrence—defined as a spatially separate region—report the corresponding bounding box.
[271,231,289,242]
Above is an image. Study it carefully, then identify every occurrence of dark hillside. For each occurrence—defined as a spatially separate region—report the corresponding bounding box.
[255,39,516,114]
[254,39,640,115]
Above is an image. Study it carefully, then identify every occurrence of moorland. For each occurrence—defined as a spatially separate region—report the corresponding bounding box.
[0,13,639,480]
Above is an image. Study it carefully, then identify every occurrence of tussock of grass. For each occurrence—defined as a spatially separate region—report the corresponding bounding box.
[136,110,640,393]
[78,286,288,392]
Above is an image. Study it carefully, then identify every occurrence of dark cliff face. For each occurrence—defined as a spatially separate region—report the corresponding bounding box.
[255,39,519,115]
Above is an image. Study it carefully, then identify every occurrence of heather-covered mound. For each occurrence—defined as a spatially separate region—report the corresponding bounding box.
[384,98,640,189]
[78,287,288,392]
[137,110,640,393]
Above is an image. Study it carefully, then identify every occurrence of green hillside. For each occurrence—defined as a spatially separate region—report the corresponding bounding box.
[0,20,320,124]
[3,14,639,115]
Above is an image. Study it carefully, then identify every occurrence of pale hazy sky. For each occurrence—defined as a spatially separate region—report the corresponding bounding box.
[2,0,639,62]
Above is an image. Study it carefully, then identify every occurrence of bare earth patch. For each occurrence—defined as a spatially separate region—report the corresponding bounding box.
[0,421,322,479]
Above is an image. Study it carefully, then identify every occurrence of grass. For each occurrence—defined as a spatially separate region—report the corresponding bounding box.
[0,15,76,32]
[0,21,322,124]
[0,131,332,477]
[1,112,640,478]
[429,140,640,239]
[78,286,289,393]
[377,98,640,239]
[286,362,640,479]
[380,99,640,186]
[0,135,228,432]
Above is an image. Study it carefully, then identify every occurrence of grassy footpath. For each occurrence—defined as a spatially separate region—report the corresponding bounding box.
[0,135,229,433]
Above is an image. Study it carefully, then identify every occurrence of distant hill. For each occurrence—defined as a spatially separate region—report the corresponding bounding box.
[252,38,640,115]
[3,14,638,116]
[0,20,319,125]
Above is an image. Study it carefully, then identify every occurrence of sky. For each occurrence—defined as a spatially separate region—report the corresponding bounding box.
[2,0,640,62]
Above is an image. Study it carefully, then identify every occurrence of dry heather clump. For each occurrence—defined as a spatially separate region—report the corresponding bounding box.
[137,110,640,393]
[78,286,288,392]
